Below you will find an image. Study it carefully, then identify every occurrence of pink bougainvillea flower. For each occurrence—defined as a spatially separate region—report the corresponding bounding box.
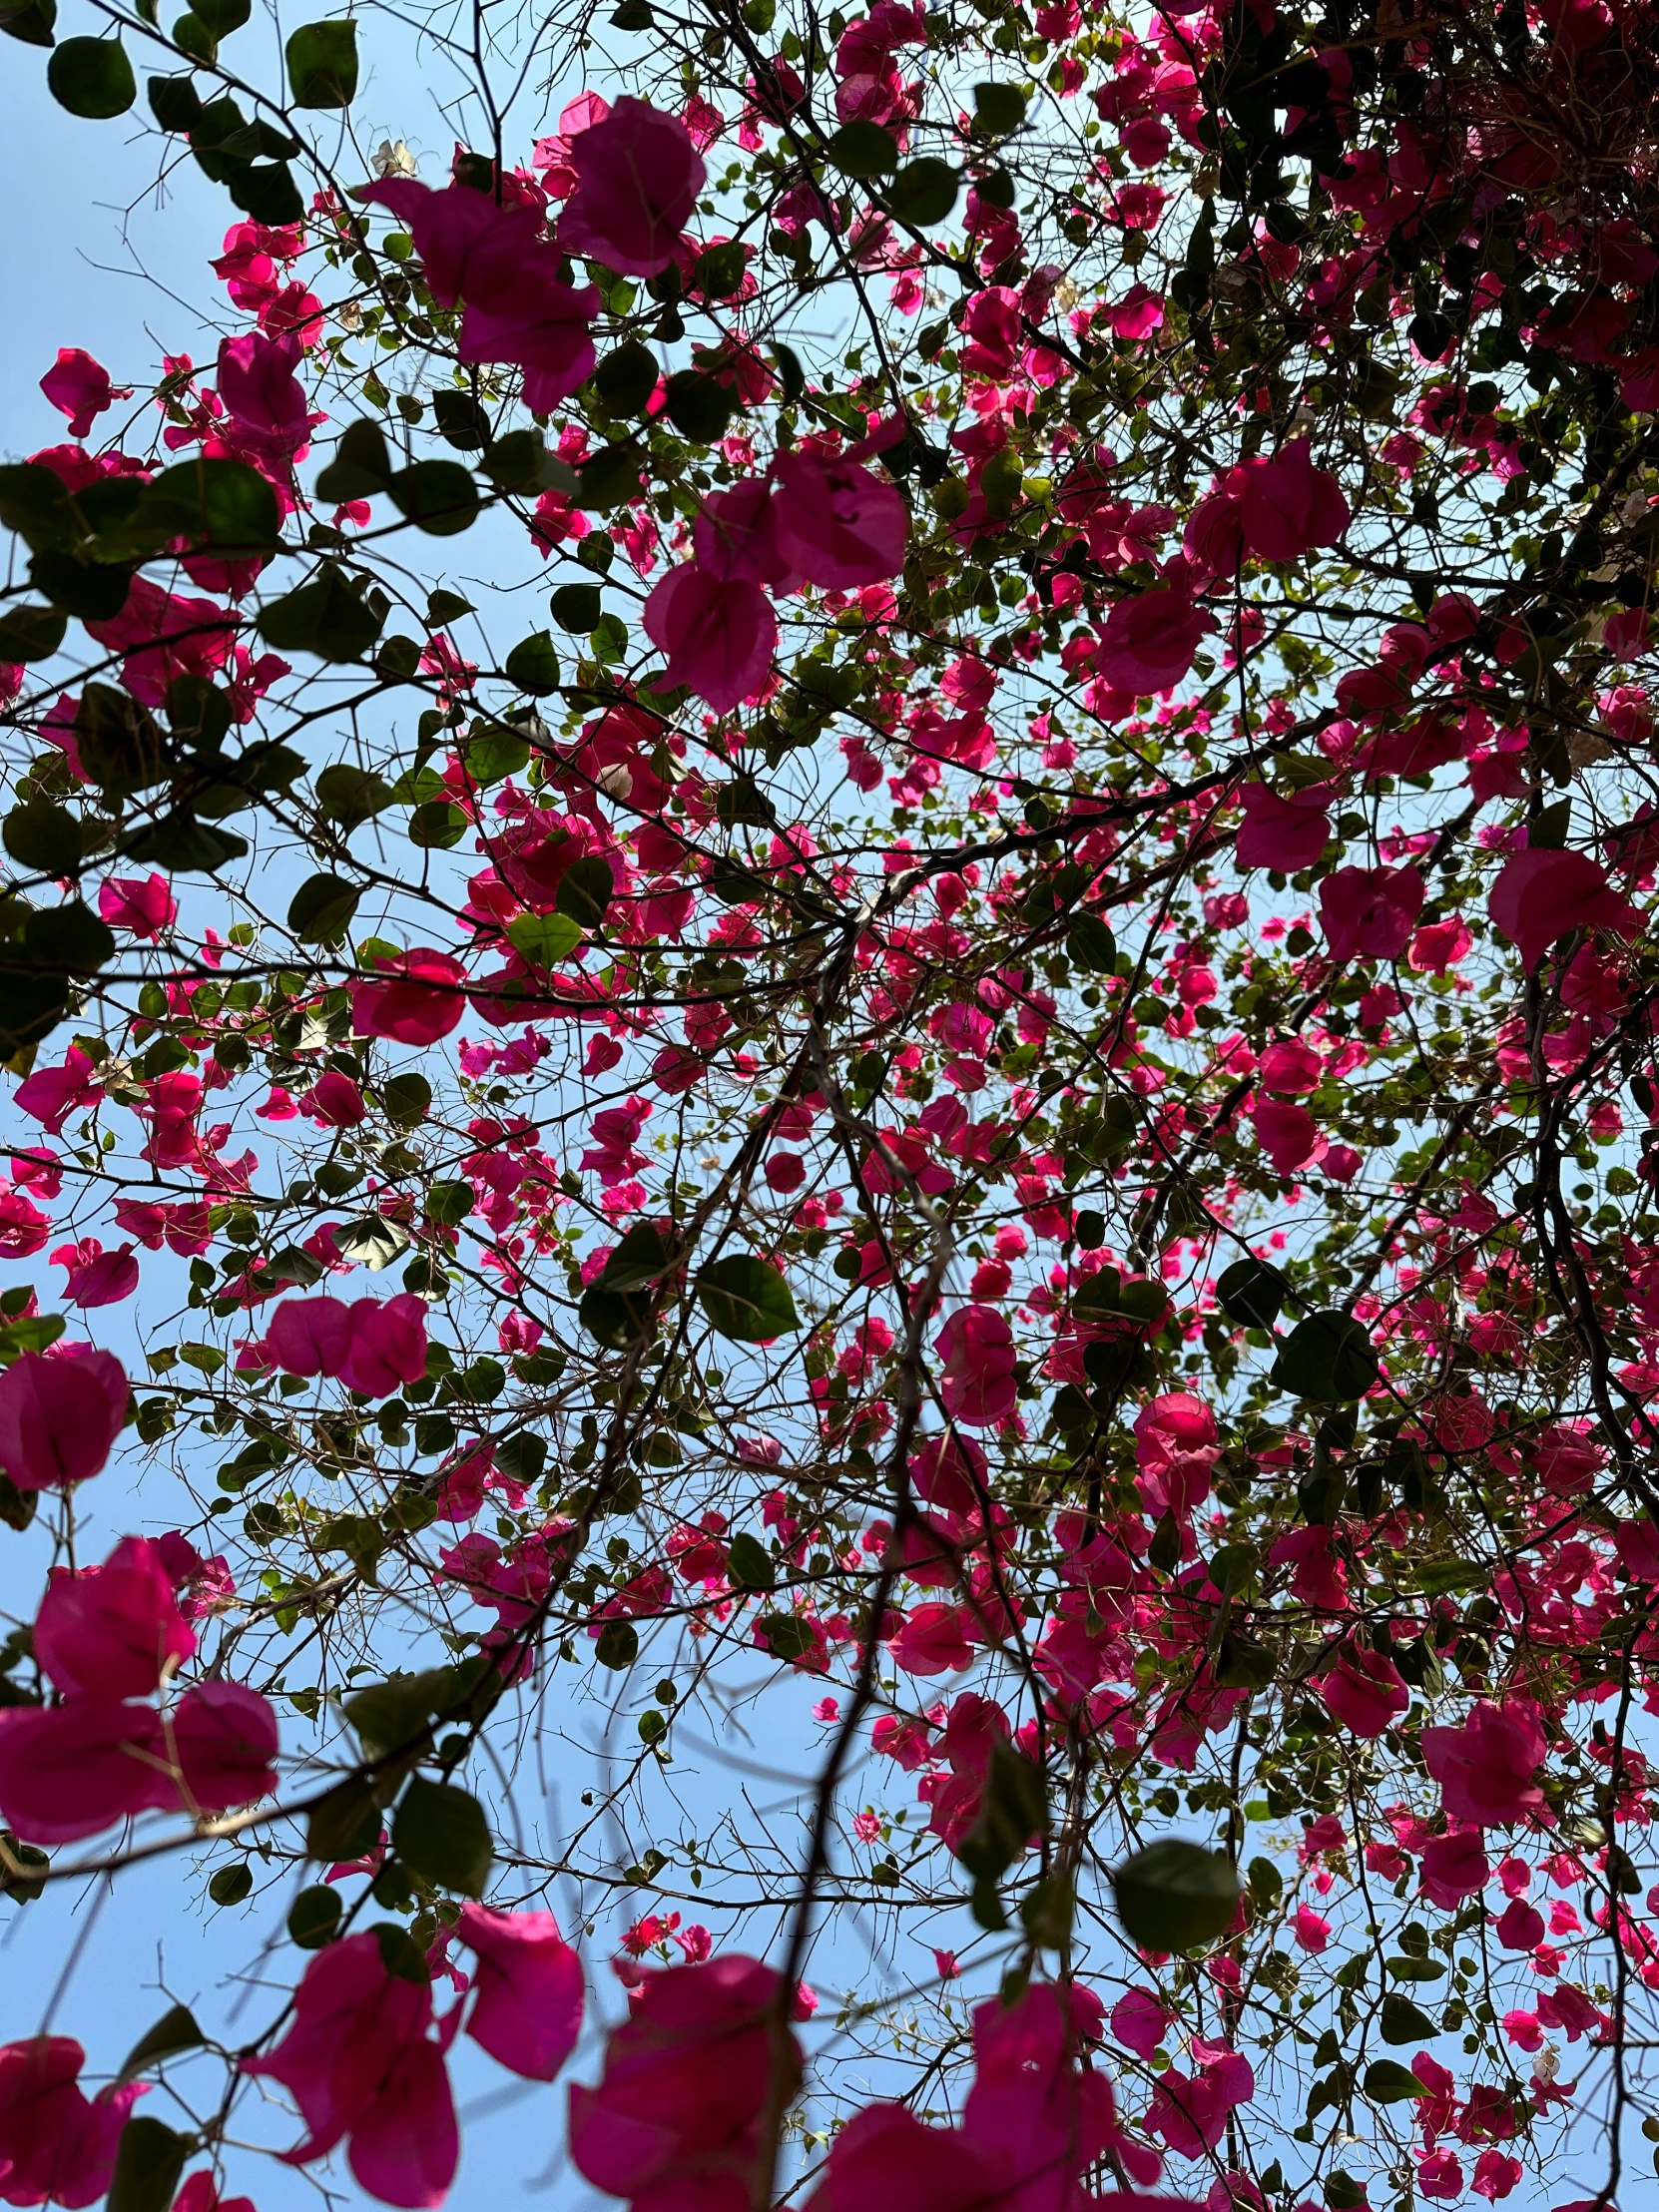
[454,260,599,413]
[559,97,706,276]
[1319,863,1425,963]
[14,1045,100,1136]
[266,1295,354,1381]
[0,2036,143,2210]
[935,1304,1018,1427]
[243,1934,458,2209]
[1257,1038,1322,1094]
[1418,1828,1488,1910]
[98,872,177,940]
[170,1680,280,1816]
[1235,783,1332,871]
[1487,846,1641,972]
[173,2172,256,2212]
[1235,437,1350,562]
[568,1955,800,2209]
[1133,1391,1219,1520]
[457,1904,584,2081]
[216,329,311,469]
[266,1294,428,1397]
[0,1346,128,1489]
[1254,1098,1320,1177]
[1316,1644,1408,1738]
[1095,589,1212,696]
[772,451,908,589]
[887,1601,974,1676]
[1110,1986,1173,2058]
[34,1535,196,1700]
[642,566,778,712]
[1147,2037,1256,2158]
[302,1070,366,1128]
[39,348,131,439]
[361,178,546,308]
[1421,1701,1548,1826]
[693,477,794,585]
[351,948,468,1045]
[52,1237,140,1309]
[0,1699,171,1842]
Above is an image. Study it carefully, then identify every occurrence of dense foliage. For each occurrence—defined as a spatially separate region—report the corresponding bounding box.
[6,0,1659,2207]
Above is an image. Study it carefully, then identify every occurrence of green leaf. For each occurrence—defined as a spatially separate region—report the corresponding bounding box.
[1325,2174,1369,2211]
[28,551,133,622]
[315,762,392,827]
[315,420,394,503]
[663,372,733,445]
[1112,1839,1241,1952]
[972,81,1027,136]
[1216,1256,1288,1330]
[0,969,70,1057]
[117,2004,204,2084]
[726,1531,775,1590]
[191,0,250,33]
[556,854,613,929]
[0,0,56,47]
[595,1618,639,1668]
[882,158,958,227]
[506,910,582,968]
[407,800,469,848]
[306,1780,382,1863]
[122,814,248,873]
[579,1282,657,1351]
[594,341,660,417]
[577,443,643,509]
[286,1883,343,1947]
[957,1742,1049,1883]
[504,632,562,695]
[346,1660,498,1761]
[0,605,67,663]
[1380,1991,1437,2044]
[388,460,479,537]
[285,17,356,105]
[108,2119,189,2212]
[382,1072,431,1126]
[287,872,360,944]
[828,120,899,177]
[697,1255,798,1341]
[1271,1310,1379,1401]
[144,456,280,550]
[74,685,168,793]
[425,1179,473,1226]
[49,36,137,117]
[394,1777,492,1896]
[0,463,76,548]
[229,160,306,226]
[334,1215,410,1270]
[208,1862,253,1906]
[3,802,80,876]
[259,565,384,661]
[756,1611,815,1661]
[1065,912,1117,971]
[551,583,604,633]
[599,1221,680,1293]
[24,902,114,974]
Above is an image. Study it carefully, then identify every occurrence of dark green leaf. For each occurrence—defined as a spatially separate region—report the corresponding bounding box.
[117,2004,204,2084]
[315,420,393,504]
[757,1611,815,1661]
[388,460,479,537]
[74,685,168,793]
[1271,1310,1379,1401]
[663,372,733,445]
[595,1619,639,1668]
[207,1861,253,1906]
[1380,1991,1437,2044]
[49,36,137,117]
[1217,1256,1288,1330]
[3,802,80,876]
[599,1222,679,1293]
[191,0,250,32]
[576,443,643,509]
[506,910,582,968]
[425,1179,473,1226]
[144,457,280,550]
[286,1883,343,1947]
[828,121,898,177]
[407,801,469,849]
[382,1072,431,1126]
[0,606,67,663]
[1065,912,1117,970]
[228,162,305,226]
[122,815,248,872]
[594,341,660,417]
[28,551,132,622]
[0,464,75,548]
[504,631,561,695]
[24,903,113,974]
[1325,2173,1370,2211]
[697,1255,798,1341]
[1112,1839,1241,1952]
[305,1780,382,1862]
[285,17,356,105]
[430,388,488,451]
[556,854,613,929]
[772,341,805,405]
[972,81,1027,136]
[551,583,604,633]
[579,1282,657,1351]
[0,0,56,46]
[957,1743,1048,1881]
[259,565,384,661]
[315,762,392,827]
[882,158,959,227]
[726,1532,775,1590]
[394,1777,492,1896]
[108,2118,188,2212]
[287,872,360,943]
